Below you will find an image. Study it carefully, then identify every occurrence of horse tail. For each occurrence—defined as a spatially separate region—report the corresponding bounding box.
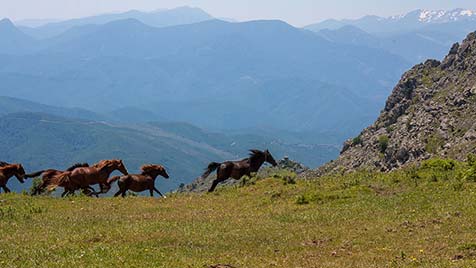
[107,176,122,185]
[201,162,221,179]
[47,173,70,192]
[24,170,45,178]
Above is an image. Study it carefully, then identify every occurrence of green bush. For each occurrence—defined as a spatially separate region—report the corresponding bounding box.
[295,195,310,205]
[425,134,445,154]
[421,158,457,171]
[378,135,389,153]
[464,154,476,181]
[29,178,47,196]
[352,135,363,146]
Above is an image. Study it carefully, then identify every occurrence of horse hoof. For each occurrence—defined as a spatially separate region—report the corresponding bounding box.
[163,196,167,199]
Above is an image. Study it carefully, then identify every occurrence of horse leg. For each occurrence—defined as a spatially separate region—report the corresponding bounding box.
[115,180,128,198]
[96,183,111,195]
[149,189,154,197]
[154,187,166,198]
[90,187,99,198]
[84,187,99,198]
[61,190,68,197]
[2,186,11,193]
[208,178,225,192]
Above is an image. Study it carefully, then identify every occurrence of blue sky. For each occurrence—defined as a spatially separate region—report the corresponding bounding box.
[2,0,476,26]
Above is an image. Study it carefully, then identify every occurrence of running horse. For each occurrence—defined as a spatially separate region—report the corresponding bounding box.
[200,149,278,192]
[25,163,91,196]
[0,163,26,193]
[48,159,128,197]
[108,164,169,198]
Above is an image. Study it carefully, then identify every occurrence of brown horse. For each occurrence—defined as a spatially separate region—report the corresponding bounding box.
[201,149,278,192]
[48,159,128,197]
[25,163,91,196]
[108,164,169,198]
[0,164,26,193]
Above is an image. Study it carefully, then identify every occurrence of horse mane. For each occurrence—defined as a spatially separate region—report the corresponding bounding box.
[249,149,264,159]
[0,161,10,167]
[140,164,164,175]
[0,163,20,171]
[66,163,89,171]
[92,160,115,169]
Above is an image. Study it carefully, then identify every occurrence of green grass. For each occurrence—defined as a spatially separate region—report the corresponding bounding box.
[1,162,476,267]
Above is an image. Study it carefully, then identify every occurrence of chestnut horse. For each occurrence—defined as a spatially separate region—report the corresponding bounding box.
[201,149,278,192]
[0,164,26,193]
[108,164,169,198]
[48,159,128,197]
[25,163,91,196]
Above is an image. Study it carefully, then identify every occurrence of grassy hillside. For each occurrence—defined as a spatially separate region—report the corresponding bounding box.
[1,158,476,267]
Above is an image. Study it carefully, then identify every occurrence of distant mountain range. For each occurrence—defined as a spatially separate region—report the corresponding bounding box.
[17,6,213,39]
[305,9,476,33]
[0,16,409,140]
[305,9,476,63]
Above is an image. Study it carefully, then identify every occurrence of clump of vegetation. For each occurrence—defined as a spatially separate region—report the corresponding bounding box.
[352,135,363,146]
[29,178,47,196]
[421,158,457,171]
[425,134,445,154]
[264,169,297,185]
[378,135,389,153]
[464,154,476,181]
[421,74,433,88]
[385,125,396,133]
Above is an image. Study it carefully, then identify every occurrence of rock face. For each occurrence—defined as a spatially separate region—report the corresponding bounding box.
[313,32,476,175]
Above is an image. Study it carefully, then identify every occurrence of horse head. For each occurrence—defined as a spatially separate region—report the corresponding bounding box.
[13,164,26,183]
[114,160,129,176]
[264,149,278,167]
[94,159,129,175]
[141,165,169,179]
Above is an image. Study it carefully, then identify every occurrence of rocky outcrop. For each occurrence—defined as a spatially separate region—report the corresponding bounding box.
[310,32,476,176]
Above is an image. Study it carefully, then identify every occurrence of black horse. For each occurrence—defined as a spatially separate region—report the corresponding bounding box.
[200,149,278,192]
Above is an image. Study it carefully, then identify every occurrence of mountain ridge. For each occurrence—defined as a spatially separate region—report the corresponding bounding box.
[305,8,476,33]
[18,6,214,39]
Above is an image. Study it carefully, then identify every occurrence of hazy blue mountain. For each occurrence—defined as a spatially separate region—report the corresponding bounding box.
[314,25,455,62]
[0,112,338,193]
[19,6,213,39]
[0,18,35,54]
[0,96,104,120]
[0,19,410,140]
[317,25,379,47]
[107,107,167,123]
[15,18,60,27]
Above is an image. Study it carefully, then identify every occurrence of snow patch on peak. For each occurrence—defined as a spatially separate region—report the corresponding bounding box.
[417,9,476,23]
[418,10,446,22]
[460,10,474,16]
